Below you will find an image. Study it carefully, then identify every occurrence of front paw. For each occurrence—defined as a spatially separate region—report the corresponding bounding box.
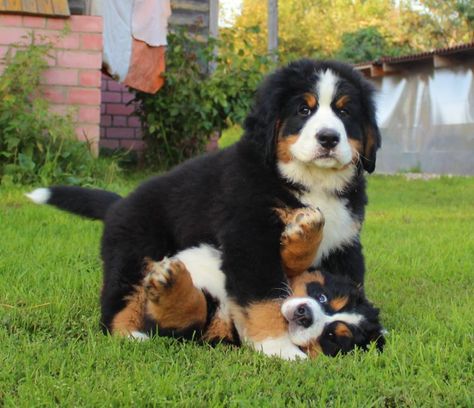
[253,336,308,361]
[281,207,325,245]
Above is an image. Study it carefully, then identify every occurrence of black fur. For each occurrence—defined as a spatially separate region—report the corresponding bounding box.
[38,59,381,334]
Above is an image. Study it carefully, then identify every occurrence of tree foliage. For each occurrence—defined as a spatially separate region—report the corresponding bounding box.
[223,0,474,64]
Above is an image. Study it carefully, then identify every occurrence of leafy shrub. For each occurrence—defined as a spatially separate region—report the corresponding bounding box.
[133,27,273,168]
[0,34,119,185]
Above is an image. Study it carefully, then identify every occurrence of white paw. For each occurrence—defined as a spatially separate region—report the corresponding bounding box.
[128,331,150,341]
[253,336,307,361]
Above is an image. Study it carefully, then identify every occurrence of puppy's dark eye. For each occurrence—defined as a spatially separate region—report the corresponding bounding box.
[337,108,350,117]
[318,294,328,304]
[297,104,312,116]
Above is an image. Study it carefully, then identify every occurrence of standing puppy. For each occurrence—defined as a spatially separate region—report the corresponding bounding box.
[28,59,380,359]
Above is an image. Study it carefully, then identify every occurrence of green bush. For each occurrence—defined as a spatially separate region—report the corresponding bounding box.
[133,27,273,168]
[0,34,119,185]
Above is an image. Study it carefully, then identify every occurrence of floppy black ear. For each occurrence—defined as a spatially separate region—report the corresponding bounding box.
[362,118,381,173]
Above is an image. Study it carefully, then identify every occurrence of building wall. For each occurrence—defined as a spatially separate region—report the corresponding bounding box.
[100,0,214,153]
[100,74,144,152]
[372,61,474,175]
[0,14,102,156]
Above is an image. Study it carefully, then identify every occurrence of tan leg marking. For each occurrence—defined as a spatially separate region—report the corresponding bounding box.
[202,315,235,342]
[276,207,325,277]
[110,287,146,336]
[143,258,207,330]
[232,300,288,342]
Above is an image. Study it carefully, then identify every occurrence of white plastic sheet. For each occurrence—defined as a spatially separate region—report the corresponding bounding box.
[373,64,474,174]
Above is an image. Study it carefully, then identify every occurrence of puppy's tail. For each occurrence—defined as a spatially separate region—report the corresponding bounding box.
[25,186,122,221]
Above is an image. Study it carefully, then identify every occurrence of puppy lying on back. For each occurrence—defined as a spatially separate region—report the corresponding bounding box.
[115,207,384,359]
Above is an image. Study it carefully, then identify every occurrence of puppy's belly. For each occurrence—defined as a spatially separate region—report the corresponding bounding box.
[175,244,231,321]
[299,189,360,265]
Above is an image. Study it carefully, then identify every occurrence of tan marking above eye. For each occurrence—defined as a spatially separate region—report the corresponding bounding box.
[329,296,349,312]
[290,271,325,297]
[303,93,318,109]
[335,95,350,109]
[334,322,353,338]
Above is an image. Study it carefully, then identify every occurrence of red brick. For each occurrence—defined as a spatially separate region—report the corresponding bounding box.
[112,116,127,127]
[128,116,141,128]
[135,128,143,138]
[68,88,101,105]
[101,115,112,126]
[46,52,56,67]
[43,88,66,104]
[101,104,106,114]
[121,91,134,104]
[55,33,80,50]
[106,103,135,115]
[78,106,101,123]
[100,139,120,149]
[49,104,71,116]
[41,68,78,86]
[0,15,23,26]
[76,124,100,141]
[70,16,102,33]
[121,140,145,150]
[81,33,102,51]
[107,80,126,92]
[106,127,133,139]
[46,18,67,30]
[0,27,28,45]
[79,70,101,87]
[102,91,122,103]
[57,50,102,69]
[23,16,46,28]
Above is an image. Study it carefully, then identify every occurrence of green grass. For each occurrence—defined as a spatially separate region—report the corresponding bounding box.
[1,175,473,406]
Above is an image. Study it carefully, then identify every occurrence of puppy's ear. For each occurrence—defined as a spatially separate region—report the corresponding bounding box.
[264,118,281,166]
[362,120,381,174]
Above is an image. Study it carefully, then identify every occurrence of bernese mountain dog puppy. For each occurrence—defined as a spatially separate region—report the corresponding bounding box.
[139,255,384,360]
[27,59,381,359]
[108,207,384,359]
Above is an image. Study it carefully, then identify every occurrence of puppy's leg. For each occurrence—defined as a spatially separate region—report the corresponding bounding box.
[109,287,149,340]
[231,300,307,360]
[277,207,325,277]
[143,258,208,331]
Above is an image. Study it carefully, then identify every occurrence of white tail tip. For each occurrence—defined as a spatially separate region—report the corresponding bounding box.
[25,188,51,204]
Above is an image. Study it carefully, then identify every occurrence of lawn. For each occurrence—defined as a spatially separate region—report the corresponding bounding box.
[1,174,473,406]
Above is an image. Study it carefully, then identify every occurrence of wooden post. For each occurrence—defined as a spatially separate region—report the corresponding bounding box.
[209,0,219,38]
[268,0,278,62]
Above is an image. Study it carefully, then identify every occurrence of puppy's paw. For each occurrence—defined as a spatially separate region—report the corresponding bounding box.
[281,207,324,244]
[143,258,190,302]
[253,336,308,361]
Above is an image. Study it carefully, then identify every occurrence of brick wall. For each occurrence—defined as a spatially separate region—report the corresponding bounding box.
[100,74,144,152]
[0,14,103,156]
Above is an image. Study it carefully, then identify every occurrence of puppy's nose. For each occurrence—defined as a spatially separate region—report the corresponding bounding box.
[317,129,340,149]
[293,303,313,328]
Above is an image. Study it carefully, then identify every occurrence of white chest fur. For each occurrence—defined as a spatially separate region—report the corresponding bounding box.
[278,161,360,265]
[299,188,359,265]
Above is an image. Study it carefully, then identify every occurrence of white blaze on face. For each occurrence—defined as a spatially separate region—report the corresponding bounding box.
[281,297,364,347]
[289,69,352,169]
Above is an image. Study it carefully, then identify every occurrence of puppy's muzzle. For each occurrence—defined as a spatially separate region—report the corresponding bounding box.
[292,303,313,328]
[316,128,340,150]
